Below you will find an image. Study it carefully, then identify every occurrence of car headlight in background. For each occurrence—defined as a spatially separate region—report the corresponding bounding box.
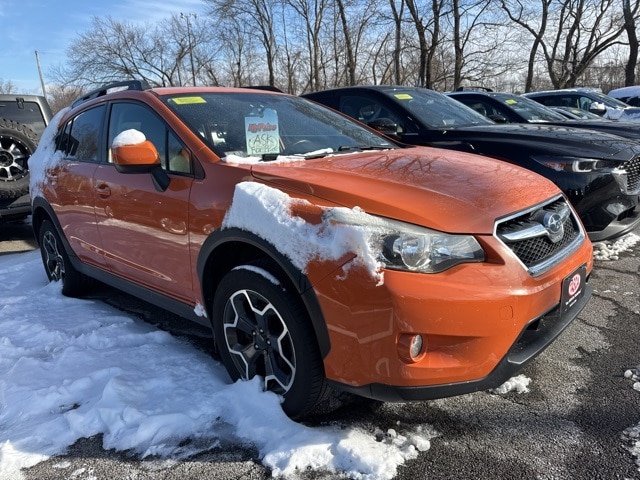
[325,210,485,273]
[532,155,623,174]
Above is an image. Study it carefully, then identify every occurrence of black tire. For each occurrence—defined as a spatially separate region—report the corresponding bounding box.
[38,220,90,297]
[0,118,38,199]
[212,260,327,419]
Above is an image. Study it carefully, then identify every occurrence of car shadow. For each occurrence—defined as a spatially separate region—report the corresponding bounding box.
[0,217,37,255]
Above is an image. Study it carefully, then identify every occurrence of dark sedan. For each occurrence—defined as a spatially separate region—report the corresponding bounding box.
[447,90,640,141]
[303,86,640,242]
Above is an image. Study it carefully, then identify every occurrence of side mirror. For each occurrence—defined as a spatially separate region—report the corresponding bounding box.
[588,102,606,116]
[112,140,160,171]
[488,115,508,123]
[111,139,170,192]
[367,118,400,138]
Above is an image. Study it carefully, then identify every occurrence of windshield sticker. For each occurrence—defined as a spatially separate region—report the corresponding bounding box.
[245,108,280,155]
[394,93,413,100]
[505,99,518,105]
[170,96,207,105]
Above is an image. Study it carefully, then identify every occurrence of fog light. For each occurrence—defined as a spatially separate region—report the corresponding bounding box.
[398,334,425,363]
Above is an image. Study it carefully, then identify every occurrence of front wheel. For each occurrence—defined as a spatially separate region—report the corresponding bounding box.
[38,220,90,297]
[212,261,327,419]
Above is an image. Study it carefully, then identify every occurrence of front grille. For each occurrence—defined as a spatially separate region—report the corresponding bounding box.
[495,196,584,276]
[621,155,640,194]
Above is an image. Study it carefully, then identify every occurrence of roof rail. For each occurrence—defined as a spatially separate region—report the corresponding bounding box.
[71,80,152,108]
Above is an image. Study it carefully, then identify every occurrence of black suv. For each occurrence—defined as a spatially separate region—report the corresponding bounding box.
[0,94,53,221]
[303,86,640,242]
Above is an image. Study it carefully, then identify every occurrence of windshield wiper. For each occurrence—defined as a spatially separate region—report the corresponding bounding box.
[337,145,393,152]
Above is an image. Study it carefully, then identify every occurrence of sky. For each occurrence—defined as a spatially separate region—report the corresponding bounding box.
[0,0,206,94]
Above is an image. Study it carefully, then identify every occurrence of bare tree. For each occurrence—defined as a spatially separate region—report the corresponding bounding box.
[622,0,640,86]
[287,0,329,91]
[52,15,213,88]
[501,0,551,92]
[0,79,17,94]
[206,0,278,87]
[46,85,86,115]
[403,0,445,88]
[503,0,630,89]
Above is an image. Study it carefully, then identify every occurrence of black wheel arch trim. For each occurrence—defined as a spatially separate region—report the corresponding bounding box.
[197,227,331,359]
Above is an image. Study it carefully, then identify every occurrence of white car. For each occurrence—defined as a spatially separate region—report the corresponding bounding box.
[608,85,640,107]
[523,87,640,122]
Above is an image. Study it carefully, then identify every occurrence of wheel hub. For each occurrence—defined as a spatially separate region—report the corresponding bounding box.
[252,328,272,351]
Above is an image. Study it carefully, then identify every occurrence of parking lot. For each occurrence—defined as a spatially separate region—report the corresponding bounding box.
[1,220,639,479]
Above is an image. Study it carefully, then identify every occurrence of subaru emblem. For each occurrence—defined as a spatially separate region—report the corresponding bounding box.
[543,212,564,242]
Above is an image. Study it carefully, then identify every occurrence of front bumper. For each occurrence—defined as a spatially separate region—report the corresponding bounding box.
[329,282,592,401]
[312,233,593,401]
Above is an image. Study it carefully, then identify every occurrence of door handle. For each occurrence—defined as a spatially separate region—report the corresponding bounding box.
[95,183,111,198]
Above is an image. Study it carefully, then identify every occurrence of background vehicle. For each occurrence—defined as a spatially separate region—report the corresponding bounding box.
[551,106,603,119]
[303,85,640,242]
[608,85,640,107]
[30,81,593,418]
[447,90,640,141]
[0,94,52,221]
[522,87,640,122]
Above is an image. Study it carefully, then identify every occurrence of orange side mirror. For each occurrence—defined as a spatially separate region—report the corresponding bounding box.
[111,140,160,167]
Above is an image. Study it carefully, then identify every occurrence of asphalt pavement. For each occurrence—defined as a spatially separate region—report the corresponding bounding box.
[2,219,639,480]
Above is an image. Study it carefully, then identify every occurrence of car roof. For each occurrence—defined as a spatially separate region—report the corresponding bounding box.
[523,87,602,96]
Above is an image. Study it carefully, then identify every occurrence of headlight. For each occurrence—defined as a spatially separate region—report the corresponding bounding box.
[324,209,485,273]
[532,155,623,173]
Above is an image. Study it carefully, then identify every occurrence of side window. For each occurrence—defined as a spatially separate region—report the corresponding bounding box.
[465,100,492,118]
[108,102,192,174]
[56,105,105,162]
[578,96,593,110]
[339,95,406,133]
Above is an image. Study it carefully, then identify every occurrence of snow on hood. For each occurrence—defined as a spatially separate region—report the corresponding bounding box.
[222,181,385,284]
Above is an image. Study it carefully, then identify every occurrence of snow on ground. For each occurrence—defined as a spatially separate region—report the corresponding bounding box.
[0,250,436,480]
[592,232,640,261]
[624,368,640,470]
[595,231,640,472]
[1,222,638,478]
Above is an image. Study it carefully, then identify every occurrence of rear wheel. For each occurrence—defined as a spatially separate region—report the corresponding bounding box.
[38,220,90,296]
[212,260,327,419]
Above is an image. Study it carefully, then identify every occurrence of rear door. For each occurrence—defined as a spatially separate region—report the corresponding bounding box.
[94,101,195,302]
[49,105,106,269]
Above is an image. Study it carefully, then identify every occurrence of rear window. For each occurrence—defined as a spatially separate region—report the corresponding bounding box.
[0,100,47,136]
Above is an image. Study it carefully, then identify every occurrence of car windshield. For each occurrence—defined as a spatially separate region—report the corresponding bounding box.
[162,91,395,159]
[381,88,493,128]
[589,91,632,109]
[495,94,567,122]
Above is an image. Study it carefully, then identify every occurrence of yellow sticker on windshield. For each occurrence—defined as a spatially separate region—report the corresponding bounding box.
[394,93,413,100]
[171,96,207,105]
[505,99,518,105]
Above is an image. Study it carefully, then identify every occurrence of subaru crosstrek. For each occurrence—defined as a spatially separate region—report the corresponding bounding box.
[30,81,593,418]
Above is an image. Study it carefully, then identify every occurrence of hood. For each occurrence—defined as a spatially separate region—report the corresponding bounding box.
[437,123,640,161]
[552,119,640,141]
[604,107,640,123]
[250,146,560,235]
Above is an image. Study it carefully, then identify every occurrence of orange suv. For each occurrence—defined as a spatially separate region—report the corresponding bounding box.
[30,81,593,418]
